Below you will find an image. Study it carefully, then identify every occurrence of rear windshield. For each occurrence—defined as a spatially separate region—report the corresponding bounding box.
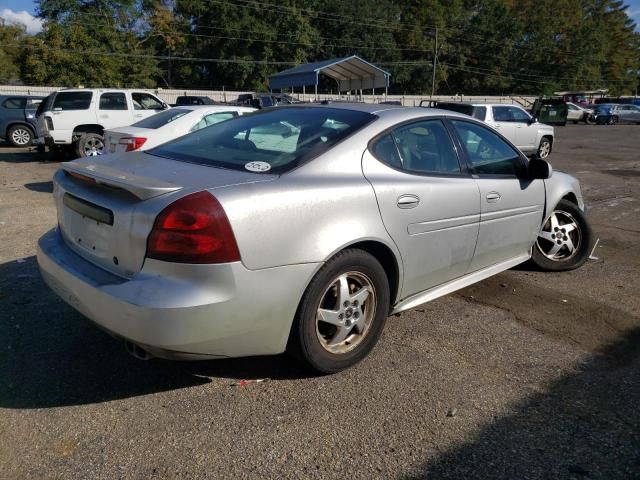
[52,91,93,110]
[148,107,375,174]
[132,109,191,129]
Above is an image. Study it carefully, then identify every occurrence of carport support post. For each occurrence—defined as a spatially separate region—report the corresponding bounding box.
[314,83,318,101]
[303,85,305,102]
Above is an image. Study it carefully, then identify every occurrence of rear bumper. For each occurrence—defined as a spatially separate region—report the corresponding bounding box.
[37,228,318,359]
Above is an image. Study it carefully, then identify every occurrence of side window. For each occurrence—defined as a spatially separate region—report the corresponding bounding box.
[190,112,237,132]
[451,120,523,176]
[509,107,531,122]
[99,92,127,110]
[385,120,461,174]
[131,92,163,110]
[2,97,27,109]
[27,98,42,109]
[52,92,92,110]
[492,106,511,122]
[472,106,487,121]
[370,134,402,169]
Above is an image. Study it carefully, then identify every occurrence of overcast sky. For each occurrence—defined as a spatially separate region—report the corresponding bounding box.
[1,0,640,35]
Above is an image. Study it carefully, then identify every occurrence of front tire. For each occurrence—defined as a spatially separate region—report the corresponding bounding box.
[76,133,105,157]
[537,137,552,159]
[288,249,390,373]
[532,199,593,272]
[7,125,33,147]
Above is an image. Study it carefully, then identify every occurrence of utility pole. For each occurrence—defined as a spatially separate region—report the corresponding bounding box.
[431,27,438,99]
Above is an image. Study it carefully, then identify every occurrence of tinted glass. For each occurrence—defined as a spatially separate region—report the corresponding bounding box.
[451,120,522,176]
[149,107,375,174]
[371,134,402,169]
[391,120,461,174]
[26,98,43,108]
[132,109,190,129]
[2,97,27,109]
[436,103,473,116]
[132,92,163,110]
[99,92,127,110]
[492,106,511,121]
[509,107,531,122]
[472,106,487,121]
[52,92,92,110]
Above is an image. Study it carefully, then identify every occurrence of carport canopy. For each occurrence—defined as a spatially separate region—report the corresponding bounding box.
[268,55,390,93]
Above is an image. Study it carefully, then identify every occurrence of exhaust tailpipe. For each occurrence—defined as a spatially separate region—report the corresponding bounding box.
[125,340,152,360]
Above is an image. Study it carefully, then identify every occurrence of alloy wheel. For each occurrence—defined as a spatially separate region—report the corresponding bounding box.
[84,137,104,156]
[535,210,582,262]
[11,128,31,146]
[315,271,376,354]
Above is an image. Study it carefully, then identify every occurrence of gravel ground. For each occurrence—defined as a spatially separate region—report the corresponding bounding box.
[0,125,639,480]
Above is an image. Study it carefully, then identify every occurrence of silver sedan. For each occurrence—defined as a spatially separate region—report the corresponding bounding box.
[37,104,593,372]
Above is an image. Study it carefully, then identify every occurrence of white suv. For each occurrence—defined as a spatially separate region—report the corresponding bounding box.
[431,102,555,159]
[35,89,168,157]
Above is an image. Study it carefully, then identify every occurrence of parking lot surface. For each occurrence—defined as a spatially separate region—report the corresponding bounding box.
[0,125,639,479]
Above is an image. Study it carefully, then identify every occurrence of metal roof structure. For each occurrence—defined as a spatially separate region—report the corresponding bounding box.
[268,56,390,94]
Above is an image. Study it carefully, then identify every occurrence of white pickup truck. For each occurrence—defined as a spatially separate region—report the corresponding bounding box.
[35,89,169,157]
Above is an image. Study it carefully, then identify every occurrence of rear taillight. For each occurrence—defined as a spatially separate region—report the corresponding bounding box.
[118,137,147,151]
[146,191,240,264]
[46,117,54,130]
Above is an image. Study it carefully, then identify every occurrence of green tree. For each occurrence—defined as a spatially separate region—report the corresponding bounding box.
[0,20,25,84]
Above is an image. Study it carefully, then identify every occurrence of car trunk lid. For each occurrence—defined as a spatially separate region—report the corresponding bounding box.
[54,152,274,277]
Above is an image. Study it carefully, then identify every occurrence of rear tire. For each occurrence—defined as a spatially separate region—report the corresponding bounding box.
[7,125,33,147]
[531,199,593,272]
[288,249,390,373]
[608,115,618,125]
[76,133,105,157]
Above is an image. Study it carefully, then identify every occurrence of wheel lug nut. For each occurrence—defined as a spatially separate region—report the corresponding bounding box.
[557,240,562,245]
[563,236,568,241]
[343,301,350,308]
[338,313,344,320]
[352,300,359,307]
[353,312,359,319]
[551,234,555,239]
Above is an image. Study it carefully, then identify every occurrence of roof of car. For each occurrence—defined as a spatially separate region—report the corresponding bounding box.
[173,105,256,112]
[282,102,471,122]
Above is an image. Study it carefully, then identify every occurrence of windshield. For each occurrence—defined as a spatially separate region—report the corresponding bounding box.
[148,107,375,174]
[132,109,190,129]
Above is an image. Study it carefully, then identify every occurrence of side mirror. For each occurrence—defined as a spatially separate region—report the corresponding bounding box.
[162,102,169,110]
[529,116,538,125]
[528,158,552,180]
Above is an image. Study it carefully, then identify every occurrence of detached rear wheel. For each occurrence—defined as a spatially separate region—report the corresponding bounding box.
[532,199,592,271]
[289,249,390,373]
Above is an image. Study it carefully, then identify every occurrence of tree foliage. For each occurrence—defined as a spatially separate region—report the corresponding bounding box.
[3,0,638,94]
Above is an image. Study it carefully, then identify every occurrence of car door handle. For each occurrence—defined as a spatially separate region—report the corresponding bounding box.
[486,191,502,202]
[397,194,420,209]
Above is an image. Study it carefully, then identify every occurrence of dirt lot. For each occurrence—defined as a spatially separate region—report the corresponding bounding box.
[0,125,639,480]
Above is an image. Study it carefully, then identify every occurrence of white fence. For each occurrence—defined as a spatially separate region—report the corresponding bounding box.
[0,85,537,107]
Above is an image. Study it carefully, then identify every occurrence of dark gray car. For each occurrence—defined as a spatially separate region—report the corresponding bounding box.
[0,95,44,147]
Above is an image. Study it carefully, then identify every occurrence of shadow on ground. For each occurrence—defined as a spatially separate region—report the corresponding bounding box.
[410,325,640,479]
[0,256,311,409]
[24,181,53,193]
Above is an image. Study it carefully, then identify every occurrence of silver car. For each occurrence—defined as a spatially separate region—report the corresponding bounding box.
[37,104,593,372]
